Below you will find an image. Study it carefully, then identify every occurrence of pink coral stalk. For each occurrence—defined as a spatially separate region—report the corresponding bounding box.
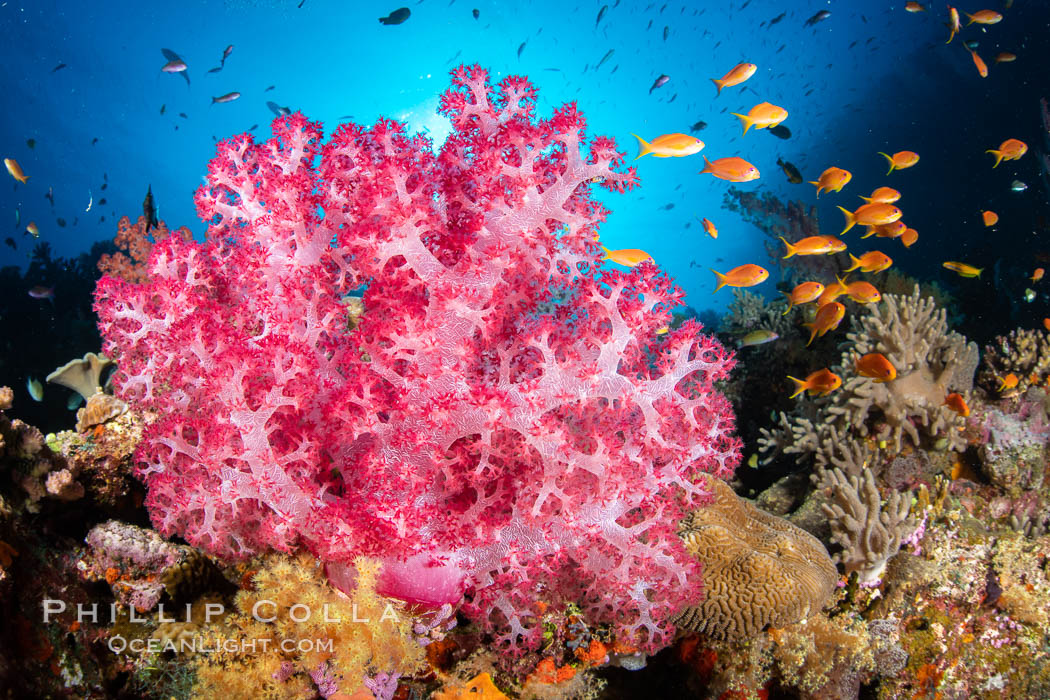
[94,65,741,654]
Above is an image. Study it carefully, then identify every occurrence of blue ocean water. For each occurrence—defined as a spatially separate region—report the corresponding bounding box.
[0,0,1047,415]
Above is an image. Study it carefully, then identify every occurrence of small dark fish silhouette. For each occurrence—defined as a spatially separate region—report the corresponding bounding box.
[804,10,830,27]
[91,137,99,146]
[379,7,410,24]
[777,157,803,184]
[208,66,223,73]
[472,8,479,19]
[597,49,614,69]
[264,85,275,92]
[179,112,188,118]
[52,63,67,72]
[4,237,15,250]
[26,138,35,149]
[160,104,166,115]
[596,4,608,27]
[690,120,707,132]
[99,198,107,205]
[518,41,527,59]
[101,183,107,190]
[661,203,675,210]
[768,12,785,26]
[45,187,54,208]
[649,74,670,94]
[663,25,669,40]
[768,124,791,140]
[56,218,66,227]
[143,185,158,233]
[249,124,258,131]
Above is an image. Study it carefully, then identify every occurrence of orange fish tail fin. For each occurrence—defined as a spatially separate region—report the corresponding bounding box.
[878,152,896,175]
[976,268,983,278]
[985,149,1004,168]
[837,206,856,235]
[631,133,651,160]
[700,155,714,174]
[808,181,823,198]
[803,324,818,346]
[710,268,728,293]
[731,112,753,135]
[600,246,612,261]
[787,375,808,399]
[845,253,862,273]
[781,291,794,315]
[711,78,724,96]
[779,236,797,259]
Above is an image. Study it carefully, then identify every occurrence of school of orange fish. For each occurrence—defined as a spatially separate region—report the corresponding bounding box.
[608,4,1031,412]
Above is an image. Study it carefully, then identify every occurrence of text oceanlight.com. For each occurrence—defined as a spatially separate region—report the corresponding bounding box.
[42,599,401,625]
[107,635,335,655]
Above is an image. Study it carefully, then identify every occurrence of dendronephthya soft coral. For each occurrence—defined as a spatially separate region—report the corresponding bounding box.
[94,65,741,655]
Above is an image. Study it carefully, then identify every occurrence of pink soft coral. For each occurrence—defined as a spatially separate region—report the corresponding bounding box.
[94,65,740,654]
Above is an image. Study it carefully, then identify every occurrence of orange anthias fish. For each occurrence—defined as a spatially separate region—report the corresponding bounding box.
[1044,318,1050,332]
[966,9,1002,24]
[702,217,718,239]
[856,352,897,382]
[860,186,901,204]
[711,62,757,96]
[1031,268,1044,282]
[944,393,970,417]
[602,247,653,267]
[846,250,894,273]
[817,278,849,307]
[878,150,920,174]
[632,133,705,159]
[966,46,989,77]
[844,279,882,304]
[946,5,961,43]
[986,139,1028,167]
[710,264,768,293]
[25,221,40,238]
[998,373,1018,392]
[700,156,760,182]
[4,158,29,184]
[809,167,852,197]
[779,235,845,258]
[863,220,907,239]
[901,228,919,247]
[995,52,1017,63]
[787,368,842,398]
[837,202,902,235]
[804,302,846,346]
[982,210,999,226]
[731,102,788,135]
[781,281,825,314]
[905,1,926,11]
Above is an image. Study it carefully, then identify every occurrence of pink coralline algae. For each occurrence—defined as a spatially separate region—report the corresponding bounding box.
[94,65,741,654]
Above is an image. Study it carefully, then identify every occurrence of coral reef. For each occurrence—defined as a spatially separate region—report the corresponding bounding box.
[189,554,426,699]
[94,65,741,654]
[977,327,1050,397]
[672,478,838,640]
[97,214,194,284]
[759,287,978,472]
[820,467,916,586]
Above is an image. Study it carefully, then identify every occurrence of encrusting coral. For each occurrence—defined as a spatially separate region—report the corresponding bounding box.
[672,478,838,640]
[759,287,979,473]
[820,467,917,586]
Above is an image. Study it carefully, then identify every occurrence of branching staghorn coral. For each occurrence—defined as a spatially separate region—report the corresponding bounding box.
[759,287,978,474]
[821,467,916,586]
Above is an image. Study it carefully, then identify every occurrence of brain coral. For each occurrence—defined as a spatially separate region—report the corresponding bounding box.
[672,478,838,640]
